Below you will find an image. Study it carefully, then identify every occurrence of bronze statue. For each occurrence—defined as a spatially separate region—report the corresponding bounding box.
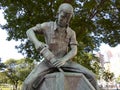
[22,3,99,90]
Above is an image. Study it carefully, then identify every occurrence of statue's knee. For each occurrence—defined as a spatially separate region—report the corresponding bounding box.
[88,71,96,78]
[23,79,30,87]
[84,71,96,81]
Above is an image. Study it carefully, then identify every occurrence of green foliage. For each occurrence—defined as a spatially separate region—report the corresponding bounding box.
[102,70,114,82]
[0,72,8,84]
[0,58,6,70]
[1,0,120,73]
[0,58,34,89]
[74,43,100,74]
[116,75,120,83]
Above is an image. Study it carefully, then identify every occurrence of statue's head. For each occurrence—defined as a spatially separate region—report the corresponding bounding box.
[57,3,74,27]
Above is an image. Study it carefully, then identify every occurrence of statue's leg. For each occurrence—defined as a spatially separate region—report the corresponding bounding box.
[62,61,99,90]
[22,61,52,90]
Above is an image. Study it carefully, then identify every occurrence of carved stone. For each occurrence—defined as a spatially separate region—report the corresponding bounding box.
[38,72,95,90]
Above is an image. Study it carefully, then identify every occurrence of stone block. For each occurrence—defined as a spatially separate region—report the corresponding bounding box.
[38,72,95,90]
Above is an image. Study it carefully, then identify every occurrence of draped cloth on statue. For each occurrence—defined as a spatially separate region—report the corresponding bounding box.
[23,60,98,90]
[34,72,95,90]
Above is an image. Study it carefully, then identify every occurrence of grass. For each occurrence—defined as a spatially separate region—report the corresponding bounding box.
[0,85,12,90]
[0,88,11,90]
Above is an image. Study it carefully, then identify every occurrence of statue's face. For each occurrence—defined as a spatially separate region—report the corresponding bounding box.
[57,10,72,27]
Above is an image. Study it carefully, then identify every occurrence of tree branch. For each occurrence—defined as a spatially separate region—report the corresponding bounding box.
[89,0,107,19]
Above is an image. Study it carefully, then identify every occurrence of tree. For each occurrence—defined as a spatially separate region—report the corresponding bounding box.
[74,50,100,74]
[1,0,120,73]
[0,72,8,84]
[0,58,6,70]
[102,70,114,89]
[0,58,34,90]
[116,75,120,84]
[102,70,114,82]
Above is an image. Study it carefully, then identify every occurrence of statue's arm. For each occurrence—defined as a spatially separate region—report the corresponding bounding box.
[62,45,77,61]
[26,23,57,64]
[52,46,77,67]
[60,31,78,61]
[26,23,48,50]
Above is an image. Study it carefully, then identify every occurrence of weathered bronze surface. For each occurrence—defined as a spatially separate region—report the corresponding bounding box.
[39,72,95,90]
[22,3,99,90]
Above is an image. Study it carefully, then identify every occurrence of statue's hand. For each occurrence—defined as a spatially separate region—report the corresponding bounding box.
[51,58,67,67]
[34,41,48,50]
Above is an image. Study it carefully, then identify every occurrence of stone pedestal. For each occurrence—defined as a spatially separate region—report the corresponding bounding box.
[38,72,95,90]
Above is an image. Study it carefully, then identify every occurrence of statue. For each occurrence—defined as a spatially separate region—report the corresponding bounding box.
[22,3,99,90]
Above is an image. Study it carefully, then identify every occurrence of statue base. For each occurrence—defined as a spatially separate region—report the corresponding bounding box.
[38,72,95,90]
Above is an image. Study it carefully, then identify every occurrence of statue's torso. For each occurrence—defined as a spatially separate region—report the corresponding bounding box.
[44,22,70,58]
[36,21,77,59]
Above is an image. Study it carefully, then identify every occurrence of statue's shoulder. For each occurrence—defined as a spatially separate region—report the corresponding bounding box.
[43,21,54,27]
[67,27,76,35]
[38,21,54,29]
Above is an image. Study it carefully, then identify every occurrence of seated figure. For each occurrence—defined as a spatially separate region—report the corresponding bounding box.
[22,3,99,90]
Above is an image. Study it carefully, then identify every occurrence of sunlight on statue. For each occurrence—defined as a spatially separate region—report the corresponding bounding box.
[22,3,99,90]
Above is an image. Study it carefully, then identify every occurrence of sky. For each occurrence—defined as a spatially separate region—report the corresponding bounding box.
[0,10,24,62]
[99,43,120,77]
